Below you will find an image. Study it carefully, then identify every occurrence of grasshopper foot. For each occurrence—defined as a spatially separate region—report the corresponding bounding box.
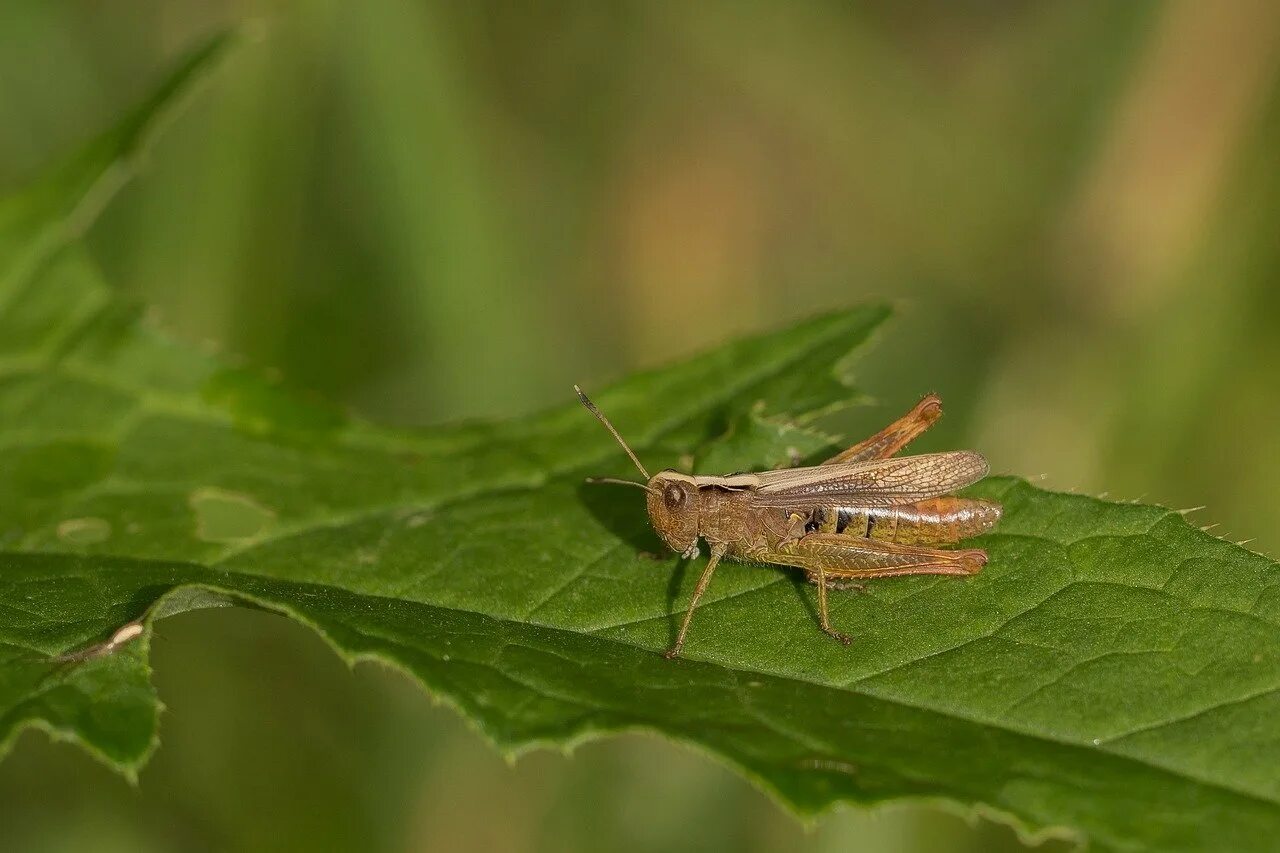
[823,627,853,646]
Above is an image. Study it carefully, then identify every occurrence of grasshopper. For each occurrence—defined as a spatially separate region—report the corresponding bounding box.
[576,387,1001,658]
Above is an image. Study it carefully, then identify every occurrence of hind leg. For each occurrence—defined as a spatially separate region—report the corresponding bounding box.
[753,534,986,644]
[824,394,942,464]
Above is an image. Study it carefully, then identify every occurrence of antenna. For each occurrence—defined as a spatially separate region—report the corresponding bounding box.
[574,385,651,480]
[585,477,655,493]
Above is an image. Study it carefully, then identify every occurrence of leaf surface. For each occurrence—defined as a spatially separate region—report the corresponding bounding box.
[3,34,1280,852]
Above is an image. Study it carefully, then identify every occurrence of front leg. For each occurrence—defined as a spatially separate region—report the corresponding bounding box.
[666,543,727,658]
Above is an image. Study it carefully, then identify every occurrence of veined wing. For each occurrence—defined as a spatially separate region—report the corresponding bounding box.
[749,451,989,509]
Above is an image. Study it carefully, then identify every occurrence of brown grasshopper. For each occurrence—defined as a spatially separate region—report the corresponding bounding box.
[576,387,1002,658]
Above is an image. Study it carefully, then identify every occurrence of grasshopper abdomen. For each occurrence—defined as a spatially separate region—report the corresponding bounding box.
[812,497,1001,546]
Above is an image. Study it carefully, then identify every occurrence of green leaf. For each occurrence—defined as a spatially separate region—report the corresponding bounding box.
[4,33,1280,853]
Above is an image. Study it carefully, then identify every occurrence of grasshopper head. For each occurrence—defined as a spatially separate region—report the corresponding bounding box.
[646,471,701,556]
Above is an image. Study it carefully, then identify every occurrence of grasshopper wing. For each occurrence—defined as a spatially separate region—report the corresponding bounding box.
[749,451,989,509]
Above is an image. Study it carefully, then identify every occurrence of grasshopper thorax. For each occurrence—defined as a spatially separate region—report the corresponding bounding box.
[645,471,701,555]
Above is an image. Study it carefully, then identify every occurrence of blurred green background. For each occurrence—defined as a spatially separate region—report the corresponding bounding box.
[2,1,1279,851]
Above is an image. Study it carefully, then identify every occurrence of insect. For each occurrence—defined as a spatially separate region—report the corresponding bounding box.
[576,387,1002,658]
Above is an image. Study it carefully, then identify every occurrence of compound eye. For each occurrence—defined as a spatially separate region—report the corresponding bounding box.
[663,484,686,510]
